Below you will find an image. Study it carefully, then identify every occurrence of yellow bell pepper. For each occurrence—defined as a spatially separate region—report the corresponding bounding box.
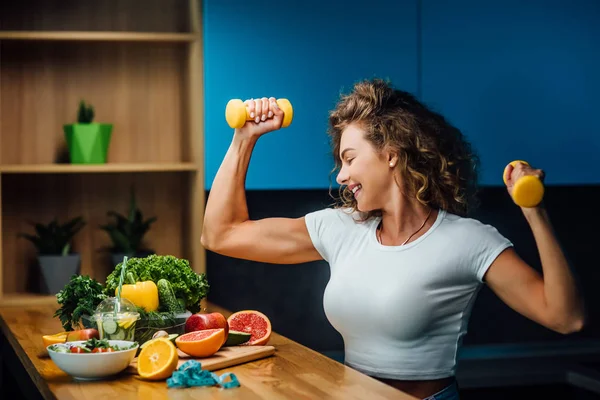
[121,281,159,312]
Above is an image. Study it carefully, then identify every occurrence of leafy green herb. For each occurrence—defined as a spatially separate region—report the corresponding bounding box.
[81,337,138,352]
[54,275,107,331]
[104,255,209,314]
[84,337,110,349]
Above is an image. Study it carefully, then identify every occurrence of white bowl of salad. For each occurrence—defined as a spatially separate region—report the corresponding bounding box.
[47,338,138,380]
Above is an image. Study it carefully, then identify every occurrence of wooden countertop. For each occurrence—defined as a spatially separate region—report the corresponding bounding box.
[0,298,416,399]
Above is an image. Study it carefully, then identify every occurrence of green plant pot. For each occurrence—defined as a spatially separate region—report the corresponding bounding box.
[64,123,113,164]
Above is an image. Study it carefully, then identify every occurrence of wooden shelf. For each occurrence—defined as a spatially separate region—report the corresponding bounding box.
[0,31,198,42]
[0,163,198,174]
[0,294,57,307]
[0,0,206,300]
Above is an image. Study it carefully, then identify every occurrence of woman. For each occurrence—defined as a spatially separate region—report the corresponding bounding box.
[201,79,585,399]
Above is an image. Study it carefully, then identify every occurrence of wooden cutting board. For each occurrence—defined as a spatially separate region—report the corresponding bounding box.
[126,345,276,374]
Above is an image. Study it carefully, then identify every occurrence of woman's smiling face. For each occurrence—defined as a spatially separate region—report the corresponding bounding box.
[336,123,399,212]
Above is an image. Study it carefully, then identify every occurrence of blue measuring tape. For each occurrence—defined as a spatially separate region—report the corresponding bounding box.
[166,360,240,389]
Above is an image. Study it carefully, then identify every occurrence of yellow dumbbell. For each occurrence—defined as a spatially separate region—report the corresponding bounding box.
[503,160,544,208]
[225,98,294,129]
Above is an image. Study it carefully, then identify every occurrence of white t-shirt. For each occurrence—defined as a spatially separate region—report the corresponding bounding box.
[304,207,513,380]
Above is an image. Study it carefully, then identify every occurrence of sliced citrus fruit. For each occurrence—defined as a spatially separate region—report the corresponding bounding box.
[227,310,272,346]
[137,337,179,380]
[140,337,167,350]
[42,332,68,347]
[175,328,225,358]
[118,315,137,329]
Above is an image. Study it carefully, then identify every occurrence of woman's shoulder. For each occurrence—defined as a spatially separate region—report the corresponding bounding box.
[307,206,369,223]
[439,209,508,238]
[437,210,513,282]
[304,206,373,263]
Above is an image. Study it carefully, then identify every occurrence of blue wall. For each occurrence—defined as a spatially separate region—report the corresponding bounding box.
[421,0,600,185]
[203,0,599,190]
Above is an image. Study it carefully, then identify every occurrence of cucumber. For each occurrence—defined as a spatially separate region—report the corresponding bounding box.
[177,298,186,312]
[125,272,136,285]
[112,328,126,340]
[224,330,251,346]
[157,279,184,313]
[103,319,118,335]
[167,333,178,342]
[124,325,136,341]
[52,345,69,353]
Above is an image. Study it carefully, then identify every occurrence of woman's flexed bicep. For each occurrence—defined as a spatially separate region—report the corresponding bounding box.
[202,217,323,264]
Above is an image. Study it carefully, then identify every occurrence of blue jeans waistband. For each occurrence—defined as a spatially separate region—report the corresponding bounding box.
[423,381,460,400]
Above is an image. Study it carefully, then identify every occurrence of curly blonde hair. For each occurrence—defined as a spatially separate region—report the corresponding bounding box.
[328,78,480,218]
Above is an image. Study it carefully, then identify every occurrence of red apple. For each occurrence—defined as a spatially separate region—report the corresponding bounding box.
[185,312,229,345]
[65,328,100,342]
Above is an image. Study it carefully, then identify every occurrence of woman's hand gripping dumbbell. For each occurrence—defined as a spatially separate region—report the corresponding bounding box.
[503,160,545,208]
[226,97,293,133]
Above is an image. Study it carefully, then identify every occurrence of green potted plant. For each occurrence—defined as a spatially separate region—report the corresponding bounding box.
[18,217,86,295]
[100,187,157,266]
[64,100,113,164]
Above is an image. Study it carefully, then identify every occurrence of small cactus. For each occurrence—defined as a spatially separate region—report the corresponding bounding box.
[77,100,95,123]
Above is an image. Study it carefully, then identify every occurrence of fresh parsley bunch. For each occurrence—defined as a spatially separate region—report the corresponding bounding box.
[54,275,107,331]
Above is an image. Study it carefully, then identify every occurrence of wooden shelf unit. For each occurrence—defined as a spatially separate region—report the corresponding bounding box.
[0,31,198,42]
[0,163,199,174]
[0,0,205,302]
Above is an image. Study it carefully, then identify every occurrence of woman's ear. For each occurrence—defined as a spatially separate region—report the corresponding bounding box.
[380,146,399,168]
[387,152,399,168]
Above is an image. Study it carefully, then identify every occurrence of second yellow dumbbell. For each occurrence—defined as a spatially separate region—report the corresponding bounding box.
[503,160,544,208]
[225,98,294,129]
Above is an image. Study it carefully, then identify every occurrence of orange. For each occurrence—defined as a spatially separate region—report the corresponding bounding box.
[227,310,272,346]
[175,328,225,358]
[137,337,179,380]
[42,332,68,348]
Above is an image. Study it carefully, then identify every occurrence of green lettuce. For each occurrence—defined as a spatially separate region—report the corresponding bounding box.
[104,255,209,314]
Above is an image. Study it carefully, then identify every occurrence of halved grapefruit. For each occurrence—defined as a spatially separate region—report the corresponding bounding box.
[174,328,225,358]
[227,310,271,346]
